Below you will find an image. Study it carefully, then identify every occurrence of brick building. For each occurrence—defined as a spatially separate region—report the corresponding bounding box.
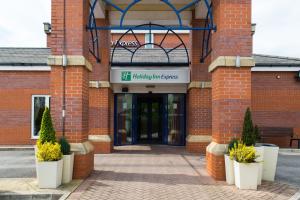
[0,0,299,181]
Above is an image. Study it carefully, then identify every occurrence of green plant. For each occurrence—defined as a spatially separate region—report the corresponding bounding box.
[227,138,239,154]
[242,108,256,146]
[254,125,261,142]
[39,107,56,144]
[59,137,71,155]
[36,142,62,162]
[229,142,257,163]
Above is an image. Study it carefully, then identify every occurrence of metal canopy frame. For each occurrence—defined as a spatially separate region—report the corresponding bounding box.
[111,23,190,66]
[87,0,216,63]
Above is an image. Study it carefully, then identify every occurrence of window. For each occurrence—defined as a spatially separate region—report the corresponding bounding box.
[145,33,154,48]
[31,95,50,139]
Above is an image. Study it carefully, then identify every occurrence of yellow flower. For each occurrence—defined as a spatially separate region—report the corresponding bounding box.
[37,142,62,162]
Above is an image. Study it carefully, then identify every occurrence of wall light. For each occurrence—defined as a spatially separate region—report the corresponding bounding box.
[251,23,256,36]
[43,22,52,34]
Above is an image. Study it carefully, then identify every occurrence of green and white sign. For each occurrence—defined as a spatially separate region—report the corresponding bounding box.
[111,68,190,84]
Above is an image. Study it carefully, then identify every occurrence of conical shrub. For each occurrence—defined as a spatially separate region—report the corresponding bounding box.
[242,107,255,146]
[39,107,56,144]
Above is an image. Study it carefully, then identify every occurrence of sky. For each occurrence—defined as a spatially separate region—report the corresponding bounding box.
[0,0,299,58]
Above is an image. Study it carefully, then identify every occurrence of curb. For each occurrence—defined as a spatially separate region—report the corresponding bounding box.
[280,148,300,153]
[0,146,34,151]
[289,189,300,200]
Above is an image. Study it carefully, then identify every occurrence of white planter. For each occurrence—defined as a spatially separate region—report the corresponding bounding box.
[62,153,74,184]
[234,161,259,190]
[254,146,264,185]
[262,145,279,181]
[224,154,235,185]
[36,159,63,189]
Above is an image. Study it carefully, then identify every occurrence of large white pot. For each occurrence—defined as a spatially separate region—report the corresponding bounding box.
[36,159,63,188]
[234,161,259,190]
[262,144,279,181]
[62,153,74,184]
[224,154,235,185]
[254,146,264,185]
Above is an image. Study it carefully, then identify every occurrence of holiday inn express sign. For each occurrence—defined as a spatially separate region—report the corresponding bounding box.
[110,68,190,84]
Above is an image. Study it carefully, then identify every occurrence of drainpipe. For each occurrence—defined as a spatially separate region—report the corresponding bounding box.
[62,0,67,137]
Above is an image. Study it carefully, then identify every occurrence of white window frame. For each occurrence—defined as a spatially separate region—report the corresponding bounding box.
[145,33,154,48]
[31,95,50,139]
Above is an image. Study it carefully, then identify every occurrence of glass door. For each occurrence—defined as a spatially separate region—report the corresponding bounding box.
[137,95,163,144]
[115,94,133,145]
[167,94,185,145]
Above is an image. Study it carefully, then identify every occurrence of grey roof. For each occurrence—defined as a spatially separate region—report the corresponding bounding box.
[111,48,189,64]
[253,54,300,66]
[0,48,50,66]
[0,47,299,67]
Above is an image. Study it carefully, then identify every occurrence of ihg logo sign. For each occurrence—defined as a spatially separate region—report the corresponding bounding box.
[121,71,132,81]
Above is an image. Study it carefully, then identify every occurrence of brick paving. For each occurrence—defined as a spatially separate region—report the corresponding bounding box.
[68,145,299,200]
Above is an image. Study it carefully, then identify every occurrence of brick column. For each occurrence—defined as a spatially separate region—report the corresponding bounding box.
[206,0,254,180]
[49,0,94,179]
[187,19,212,154]
[88,18,113,154]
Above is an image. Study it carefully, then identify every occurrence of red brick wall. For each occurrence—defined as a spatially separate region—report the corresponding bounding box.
[0,71,50,144]
[50,66,89,143]
[212,67,252,144]
[252,71,300,147]
[211,0,252,60]
[50,0,89,56]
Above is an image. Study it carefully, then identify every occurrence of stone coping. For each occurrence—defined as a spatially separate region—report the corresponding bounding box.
[70,141,94,155]
[186,135,212,143]
[206,142,228,156]
[188,81,212,89]
[88,135,112,142]
[48,55,93,71]
[208,56,255,72]
[89,81,111,88]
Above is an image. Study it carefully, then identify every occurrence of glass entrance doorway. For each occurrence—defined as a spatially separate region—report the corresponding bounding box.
[114,94,186,146]
[137,95,163,144]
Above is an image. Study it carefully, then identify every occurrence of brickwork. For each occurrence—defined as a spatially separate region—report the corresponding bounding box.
[91,141,113,154]
[0,71,50,145]
[89,18,111,81]
[187,142,210,154]
[187,88,212,153]
[187,18,213,154]
[49,0,89,56]
[73,150,94,179]
[212,67,252,144]
[88,17,114,153]
[252,71,300,147]
[206,151,225,180]
[49,0,93,178]
[89,88,113,153]
[211,0,252,60]
[207,0,253,180]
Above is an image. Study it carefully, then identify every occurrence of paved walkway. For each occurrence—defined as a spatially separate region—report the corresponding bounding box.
[68,145,299,200]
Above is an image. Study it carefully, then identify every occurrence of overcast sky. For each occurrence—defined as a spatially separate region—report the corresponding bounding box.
[0,0,299,58]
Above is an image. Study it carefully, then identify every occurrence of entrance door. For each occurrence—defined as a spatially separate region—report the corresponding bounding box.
[137,95,163,144]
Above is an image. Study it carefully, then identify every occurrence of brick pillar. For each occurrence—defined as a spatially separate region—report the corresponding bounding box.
[187,19,212,154]
[206,0,254,180]
[88,18,113,154]
[49,0,94,179]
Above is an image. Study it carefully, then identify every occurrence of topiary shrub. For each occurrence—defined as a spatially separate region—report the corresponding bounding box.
[242,108,256,146]
[59,137,71,155]
[39,107,56,144]
[254,125,261,142]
